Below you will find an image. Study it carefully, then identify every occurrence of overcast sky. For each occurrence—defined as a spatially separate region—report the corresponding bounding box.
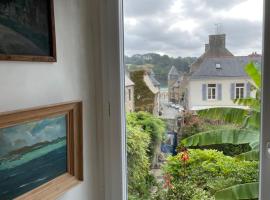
[124,0,263,57]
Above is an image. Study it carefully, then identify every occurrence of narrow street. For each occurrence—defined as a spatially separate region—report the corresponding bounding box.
[159,96,179,120]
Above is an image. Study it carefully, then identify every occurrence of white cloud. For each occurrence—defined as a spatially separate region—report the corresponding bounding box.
[124,0,263,57]
[220,0,264,22]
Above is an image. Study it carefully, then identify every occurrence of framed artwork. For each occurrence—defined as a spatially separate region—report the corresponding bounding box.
[0,102,83,200]
[0,0,56,62]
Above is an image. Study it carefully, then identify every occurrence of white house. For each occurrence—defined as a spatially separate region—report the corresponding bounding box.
[188,56,261,110]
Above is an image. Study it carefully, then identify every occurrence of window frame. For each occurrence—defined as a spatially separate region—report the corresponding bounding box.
[207,83,217,100]
[128,88,131,101]
[94,0,127,199]
[95,0,269,199]
[260,1,270,199]
[235,83,245,99]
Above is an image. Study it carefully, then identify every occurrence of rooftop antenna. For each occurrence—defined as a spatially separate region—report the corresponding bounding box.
[214,23,222,34]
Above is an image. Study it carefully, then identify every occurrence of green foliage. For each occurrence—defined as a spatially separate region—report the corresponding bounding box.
[180,113,250,156]
[127,112,166,200]
[196,143,252,157]
[197,108,249,126]
[155,182,214,200]
[182,128,258,147]
[181,112,203,139]
[162,149,259,200]
[127,125,152,199]
[179,63,261,199]
[127,112,166,162]
[236,150,259,161]
[215,182,259,200]
[245,62,261,89]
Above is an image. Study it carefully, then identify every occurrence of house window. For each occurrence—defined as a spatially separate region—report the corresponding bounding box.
[235,83,245,99]
[128,89,131,101]
[207,84,216,100]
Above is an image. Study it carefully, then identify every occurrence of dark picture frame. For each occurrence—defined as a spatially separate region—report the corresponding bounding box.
[0,102,83,200]
[0,0,56,62]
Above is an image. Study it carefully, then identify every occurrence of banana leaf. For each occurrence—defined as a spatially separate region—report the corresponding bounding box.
[236,149,259,161]
[198,108,249,125]
[215,182,259,200]
[181,128,258,147]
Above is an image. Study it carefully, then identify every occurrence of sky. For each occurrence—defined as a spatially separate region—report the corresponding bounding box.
[0,115,66,156]
[124,0,263,57]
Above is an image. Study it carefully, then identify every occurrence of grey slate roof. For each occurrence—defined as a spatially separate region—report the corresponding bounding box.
[191,56,261,80]
[168,66,179,76]
[149,69,160,86]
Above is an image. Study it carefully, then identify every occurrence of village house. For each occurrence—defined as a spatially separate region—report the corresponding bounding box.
[187,34,261,110]
[168,33,261,110]
[188,56,261,110]
[125,75,135,112]
[130,69,160,115]
[168,66,181,103]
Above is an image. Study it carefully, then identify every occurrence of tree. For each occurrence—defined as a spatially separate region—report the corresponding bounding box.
[181,62,261,200]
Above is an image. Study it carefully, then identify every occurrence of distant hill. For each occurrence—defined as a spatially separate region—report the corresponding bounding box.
[125,53,197,87]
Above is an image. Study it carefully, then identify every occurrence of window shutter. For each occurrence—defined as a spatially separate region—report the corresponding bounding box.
[202,84,207,101]
[230,83,235,100]
[218,84,222,100]
[246,82,251,98]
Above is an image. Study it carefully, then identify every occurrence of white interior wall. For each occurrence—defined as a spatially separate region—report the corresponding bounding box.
[0,0,99,199]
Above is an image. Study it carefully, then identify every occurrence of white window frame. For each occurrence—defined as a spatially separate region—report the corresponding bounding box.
[260,1,270,199]
[94,0,270,199]
[207,84,217,100]
[235,83,245,99]
[93,0,127,199]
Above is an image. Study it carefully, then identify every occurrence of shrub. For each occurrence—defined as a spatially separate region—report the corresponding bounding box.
[181,112,203,139]
[127,112,166,199]
[127,125,152,199]
[127,112,166,164]
[156,182,214,200]
[162,149,259,199]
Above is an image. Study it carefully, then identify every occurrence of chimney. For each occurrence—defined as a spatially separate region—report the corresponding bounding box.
[209,34,226,50]
[205,44,209,52]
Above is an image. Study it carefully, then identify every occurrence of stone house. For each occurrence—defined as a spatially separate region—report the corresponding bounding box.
[130,69,160,115]
[168,66,181,103]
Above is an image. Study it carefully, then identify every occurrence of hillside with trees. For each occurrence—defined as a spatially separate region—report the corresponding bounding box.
[125,53,197,87]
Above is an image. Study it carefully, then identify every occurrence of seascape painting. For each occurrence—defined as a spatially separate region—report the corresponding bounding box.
[0,0,53,57]
[0,115,67,200]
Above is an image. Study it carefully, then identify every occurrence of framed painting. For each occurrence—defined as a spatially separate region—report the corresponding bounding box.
[0,102,83,200]
[0,0,56,62]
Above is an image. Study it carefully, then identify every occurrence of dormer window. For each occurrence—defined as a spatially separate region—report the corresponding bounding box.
[216,63,221,70]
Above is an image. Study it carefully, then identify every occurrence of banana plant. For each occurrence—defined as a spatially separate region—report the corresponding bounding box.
[182,62,261,160]
[181,62,261,200]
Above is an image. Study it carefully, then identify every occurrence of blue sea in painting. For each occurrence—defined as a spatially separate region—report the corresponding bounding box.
[0,115,68,200]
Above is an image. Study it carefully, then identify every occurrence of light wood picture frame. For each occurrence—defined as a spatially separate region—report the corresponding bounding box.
[0,102,83,200]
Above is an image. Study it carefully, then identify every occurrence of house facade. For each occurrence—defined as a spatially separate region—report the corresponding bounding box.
[168,34,236,108]
[130,69,160,115]
[188,56,261,110]
[168,66,181,103]
[125,75,135,112]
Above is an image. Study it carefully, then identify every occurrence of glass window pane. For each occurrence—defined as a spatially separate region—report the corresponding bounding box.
[124,0,263,199]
